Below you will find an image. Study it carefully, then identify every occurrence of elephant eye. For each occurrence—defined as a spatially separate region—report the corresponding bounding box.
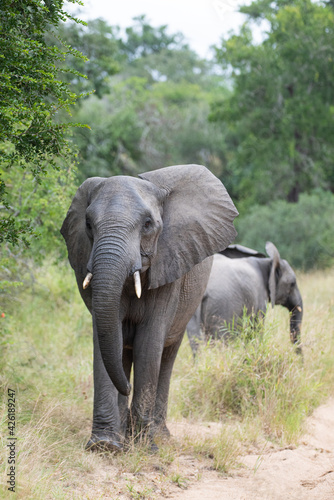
[86,217,92,233]
[143,218,152,230]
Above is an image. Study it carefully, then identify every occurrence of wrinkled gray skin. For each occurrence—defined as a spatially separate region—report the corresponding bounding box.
[61,164,238,452]
[187,242,303,356]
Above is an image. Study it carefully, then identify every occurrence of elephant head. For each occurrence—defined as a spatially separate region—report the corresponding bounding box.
[61,165,238,396]
[265,242,303,348]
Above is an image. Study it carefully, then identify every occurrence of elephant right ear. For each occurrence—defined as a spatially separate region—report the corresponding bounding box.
[266,241,281,307]
[60,177,105,277]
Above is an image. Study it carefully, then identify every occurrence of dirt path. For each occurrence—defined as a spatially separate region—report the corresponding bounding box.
[168,399,334,500]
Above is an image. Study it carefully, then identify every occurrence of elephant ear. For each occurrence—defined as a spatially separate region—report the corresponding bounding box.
[139,164,238,289]
[60,177,105,277]
[266,241,281,307]
[221,244,266,259]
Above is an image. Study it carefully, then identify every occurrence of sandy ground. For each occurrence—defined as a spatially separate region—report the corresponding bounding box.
[168,399,334,500]
[66,399,334,499]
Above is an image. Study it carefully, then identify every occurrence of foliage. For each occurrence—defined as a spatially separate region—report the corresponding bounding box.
[236,190,334,270]
[56,15,230,182]
[56,17,121,98]
[120,14,185,61]
[0,162,77,306]
[122,43,217,87]
[72,75,229,182]
[73,77,147,180]
[57,14,195,89]
[211,0,334,206]
[0,0,87,246]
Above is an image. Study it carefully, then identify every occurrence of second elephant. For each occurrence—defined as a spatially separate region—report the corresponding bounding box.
[187,242,303,355]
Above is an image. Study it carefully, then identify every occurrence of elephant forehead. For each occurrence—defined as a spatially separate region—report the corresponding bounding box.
[91,176,164,207]
[103,176,150,193]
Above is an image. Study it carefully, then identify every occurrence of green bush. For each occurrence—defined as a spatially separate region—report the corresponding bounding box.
[236,190,334,270]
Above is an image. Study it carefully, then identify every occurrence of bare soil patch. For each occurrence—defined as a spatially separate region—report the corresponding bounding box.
[55,399,334,499]
[169,399,334,500]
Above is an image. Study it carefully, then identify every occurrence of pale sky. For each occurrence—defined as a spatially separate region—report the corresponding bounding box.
[67,0,253,58]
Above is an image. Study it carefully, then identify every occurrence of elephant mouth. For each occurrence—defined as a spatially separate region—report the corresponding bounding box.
[140,254,151,271]
[84,267,144,298]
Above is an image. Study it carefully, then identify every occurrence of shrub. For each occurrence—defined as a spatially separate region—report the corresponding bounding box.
[236,190,334,270]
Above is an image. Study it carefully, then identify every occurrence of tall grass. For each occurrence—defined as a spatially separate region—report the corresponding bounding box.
[0,263,333,498]
[170,267,334,443]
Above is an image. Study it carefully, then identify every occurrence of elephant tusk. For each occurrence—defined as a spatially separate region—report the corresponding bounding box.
[296,306,302,312]
[83,272,93,289]
[134,271,142,299]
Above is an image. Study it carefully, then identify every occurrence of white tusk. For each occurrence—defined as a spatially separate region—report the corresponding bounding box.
[134,271,142,299]
[296,306,302,312]
[83,272,93,289]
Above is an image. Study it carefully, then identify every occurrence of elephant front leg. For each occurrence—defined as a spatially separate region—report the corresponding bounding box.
[128,354,162,450]
[129,328,167,451]
[86,321,124,452]
[129,289,179,450]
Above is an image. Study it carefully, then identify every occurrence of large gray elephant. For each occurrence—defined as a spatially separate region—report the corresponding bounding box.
[186,242,303,356]
[61,164,238,452]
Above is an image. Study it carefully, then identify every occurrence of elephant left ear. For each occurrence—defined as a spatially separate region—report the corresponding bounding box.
[139,164,238,289]
[266,241,281,307]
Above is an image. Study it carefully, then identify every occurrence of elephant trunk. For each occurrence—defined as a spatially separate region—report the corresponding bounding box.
[91,235,135,397]
[286,287,303,350]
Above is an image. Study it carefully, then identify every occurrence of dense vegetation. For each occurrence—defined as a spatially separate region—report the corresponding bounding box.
[0,0,86,246]
[1,0,334,285]
[0,0,86,301]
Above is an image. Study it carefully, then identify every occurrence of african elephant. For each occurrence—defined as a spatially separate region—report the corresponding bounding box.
[61,164,238,452]
[186,242,303,356]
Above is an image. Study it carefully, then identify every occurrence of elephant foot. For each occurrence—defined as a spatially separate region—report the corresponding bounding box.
[295,346,303,356]
[153,422,171,439]
[150,440,159,454]
[85,433,123,453]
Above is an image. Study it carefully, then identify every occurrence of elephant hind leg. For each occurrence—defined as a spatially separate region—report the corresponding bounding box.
[153,335,184,440]
[186,306,202,358]
[119,348,133,437]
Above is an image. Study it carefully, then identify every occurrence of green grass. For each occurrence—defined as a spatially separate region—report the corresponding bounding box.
[1,262,334,498]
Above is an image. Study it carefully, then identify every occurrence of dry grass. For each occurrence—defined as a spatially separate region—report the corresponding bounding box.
[170,267,334,442]
[0,263,333,498]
